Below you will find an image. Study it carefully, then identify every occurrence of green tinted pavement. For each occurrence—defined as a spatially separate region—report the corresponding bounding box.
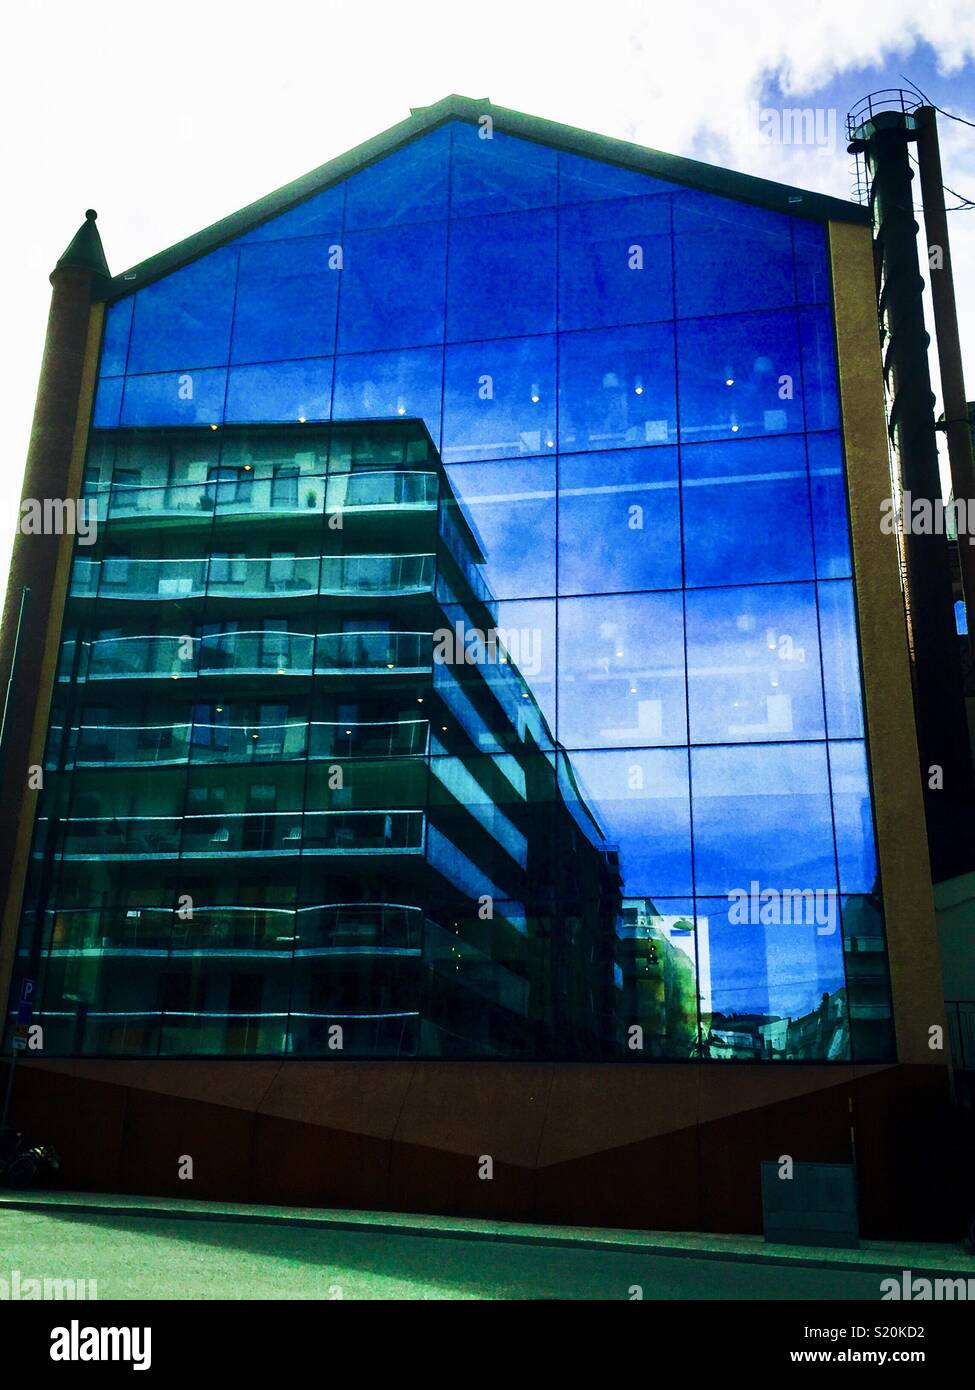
[1,1195,972,1300]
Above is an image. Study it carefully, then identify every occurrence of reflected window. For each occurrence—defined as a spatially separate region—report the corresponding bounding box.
[818,580,864,737]
[565,748,692,896]
[682,435,814,587]
[443,336,556,462]
[559,322,677,452]
[558,592,686,748]
[558,447,681,595]
[829,740,878,893]
[332,347,443,441]
[691,742,837,893]
[677,310,802,443]
[445,458,556,599]
[686,583,825,744]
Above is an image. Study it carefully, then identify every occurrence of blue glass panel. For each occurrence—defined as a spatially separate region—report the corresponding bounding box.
[99,298,134,376]
[673,191,795,318]
[558,447,681,595]
[818,580,864,737]
[447,209,556,341]
[957,599,969,636]
[829,740,878,893]
[558,591,686,748]
[344,125,451,229]
[793,219,831,305]
[445,458,556,599]
[225,360,331,423]
[700,896,847,1060]
[231,238,338,364]
[677,309,802,444]
[559,322,677,452]
[442,336,556,462]
[332,347,443,440]
[558,150,682,205]
[808,432,852,578]
[799,304,840,431]
[92,376,123,428]
[337,222,447,354]
[565,748,693,895]
[120,369,226,426]
[127,249,237,374]
[691,743,836,894]
[493,597,556,731]
[682,435,813,587]
[235,184,344,243]
[686,583,825,744]
[450,124,557,217]
[559,196,672,331]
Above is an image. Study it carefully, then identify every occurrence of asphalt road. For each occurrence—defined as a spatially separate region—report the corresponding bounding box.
[0,1207,902,1300]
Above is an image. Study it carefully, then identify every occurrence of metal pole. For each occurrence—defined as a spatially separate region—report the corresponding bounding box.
[915,104,975,651]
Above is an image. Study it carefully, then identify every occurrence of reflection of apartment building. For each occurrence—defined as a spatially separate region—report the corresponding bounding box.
[14,420,621,1061]
[0,96,957,1236]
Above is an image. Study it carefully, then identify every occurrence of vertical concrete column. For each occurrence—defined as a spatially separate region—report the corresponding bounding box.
[0,212,108,1011]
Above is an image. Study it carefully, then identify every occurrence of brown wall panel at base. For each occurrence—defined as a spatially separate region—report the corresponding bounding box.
[2,1060,963,1240]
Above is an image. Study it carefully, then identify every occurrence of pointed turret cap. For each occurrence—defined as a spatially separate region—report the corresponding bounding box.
[51,209,110,286]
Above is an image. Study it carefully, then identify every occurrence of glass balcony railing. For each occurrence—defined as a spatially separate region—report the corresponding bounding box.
[301,810,425,853]
[50,718,430,768]
[85,470,437,526]
[58,816,183,859]
[42,903,428,954]
[60,631,433,682]
[75,635,196,682]
[68,553,435,603]
[314,630,430,672]
[51,808,424,860]
[69,723,194,765]
[181,811,305,856]
[198,631,315,675]
[295,903,425,951]
[325,469,438,512]
[99,477,329,521]
[319,554,435,595]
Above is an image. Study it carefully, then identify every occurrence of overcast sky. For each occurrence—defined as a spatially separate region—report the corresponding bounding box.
[1,0,974,586]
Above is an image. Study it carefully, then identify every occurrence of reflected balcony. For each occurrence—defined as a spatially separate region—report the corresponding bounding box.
[325,470,438,513]
[54,718,429,768]
[182,811,305,857]
[100,477,329,525]
[319,553,435,596]
[69,553,436,605]
[69,723,194,766]
[199,630,314,676]
[66,635,197,683]
[58,816,182,859]
[295,903,426,953]
[314,630,430,674]
[301,810,425,854]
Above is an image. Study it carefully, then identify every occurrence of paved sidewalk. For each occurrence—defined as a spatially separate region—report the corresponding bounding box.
[2,1189,973,1279]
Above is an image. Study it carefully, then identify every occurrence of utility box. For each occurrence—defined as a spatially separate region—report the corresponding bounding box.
[761,1161,859,1248]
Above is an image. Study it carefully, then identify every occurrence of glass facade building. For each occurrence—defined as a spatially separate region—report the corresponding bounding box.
[6,115,895,1063]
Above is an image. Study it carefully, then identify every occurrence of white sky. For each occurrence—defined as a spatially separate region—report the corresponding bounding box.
[2,0,975,587]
